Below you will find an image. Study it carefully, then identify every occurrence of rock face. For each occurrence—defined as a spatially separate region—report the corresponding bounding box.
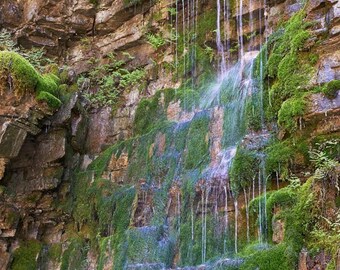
[0,0,339,269]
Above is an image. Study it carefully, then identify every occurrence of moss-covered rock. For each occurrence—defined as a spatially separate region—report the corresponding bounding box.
[11,240,43,270]
[0,51,62,108]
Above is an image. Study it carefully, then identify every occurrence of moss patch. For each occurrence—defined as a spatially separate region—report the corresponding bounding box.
[12,240,43,270]
[0,51,62,108]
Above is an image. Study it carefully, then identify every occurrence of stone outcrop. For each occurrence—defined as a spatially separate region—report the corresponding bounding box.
[0,0,339,269]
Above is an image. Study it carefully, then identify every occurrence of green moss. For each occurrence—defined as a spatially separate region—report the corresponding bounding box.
[0,51,61,108]
[0,51,40,95]
[267,53,281,78]
[290,30,310,51]
[133,95,164,136]
[256,10,315,125]
[323,80,340,99]
[48,244,62,262]
[184,112,210,170]
[36,91,62,108]
[265,140,295,178]
[126,226,174,266]
[308,53,319,65]
[277,96,307,132]
[240,243,290,270]
[230,147,259,195]
[12,240,43,270]
[60,238,89,270]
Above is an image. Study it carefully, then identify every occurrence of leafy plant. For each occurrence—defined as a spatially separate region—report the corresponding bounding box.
[81,53,145,108]
[146,33,166,49]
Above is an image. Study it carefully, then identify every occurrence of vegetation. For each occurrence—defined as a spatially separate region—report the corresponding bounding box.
[79,53,146,108]
[184,112,210,170]
[146,33,166,49]
[11,240,43,270]
[0,51,62,107]
[229,147,259,195]
[245,143,339,269]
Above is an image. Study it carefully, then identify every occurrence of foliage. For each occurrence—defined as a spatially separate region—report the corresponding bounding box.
[0,29,54,71]
[146,33,166,49]
[81,53,146,108]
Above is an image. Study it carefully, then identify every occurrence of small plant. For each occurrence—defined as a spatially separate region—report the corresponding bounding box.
[204,45,214,63]
[146,33,166,49]
[81,52,146,108]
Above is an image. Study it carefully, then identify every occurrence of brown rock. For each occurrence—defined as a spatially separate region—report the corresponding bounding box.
[299,249,309,270]
[272,219,285,244]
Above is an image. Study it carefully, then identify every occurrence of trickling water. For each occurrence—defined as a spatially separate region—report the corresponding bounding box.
[216,0,227,78]
[234,199,238,254]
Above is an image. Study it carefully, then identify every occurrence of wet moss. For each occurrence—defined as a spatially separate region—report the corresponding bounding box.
[0,51,62,107]
[255,10,314,126]
[240,243,290,270]
[184,112,210,170]
[60,238,89,270]
[12,240,43,270]
[0,51,40,96]
[277,95,307,133]
[48,244,62,262]
[230,147,259,195]
[323,80,340,99]
[133,94,164,136]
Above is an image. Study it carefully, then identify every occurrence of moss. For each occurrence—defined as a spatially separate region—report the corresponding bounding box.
[308,53,319,65]
[184,112,210,170]
[0,51,61,108]
[0,51,40,96]
[36,73,59,96]
[12,240,43,270]
[323,80,340,99]
[36,91,62,108]
[48,244,62,262]
[133,94,164,136]
[230,147,259,195]
[277,96,307,132]
[267,53,281,78]
[256,10,315,124]
[126,226,174,266]
[59,69,69,83]
[240,243,290,270]
[60,238,89,270]
[290,30,310,51]
[265,140,295,178]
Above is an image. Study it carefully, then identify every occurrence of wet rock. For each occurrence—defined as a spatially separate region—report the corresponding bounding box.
[304,92,340,136]
[102,152,129,184]
[317,51,340,84]
[0,158,8,181]
[0,250,10,270]
[0,121,27,159]
[272,218,285,244]
[299,248,308,270]
[85,107,115,154]
[0,204,19,233]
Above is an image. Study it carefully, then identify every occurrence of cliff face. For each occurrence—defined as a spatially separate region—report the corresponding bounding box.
[0,0,339,269]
